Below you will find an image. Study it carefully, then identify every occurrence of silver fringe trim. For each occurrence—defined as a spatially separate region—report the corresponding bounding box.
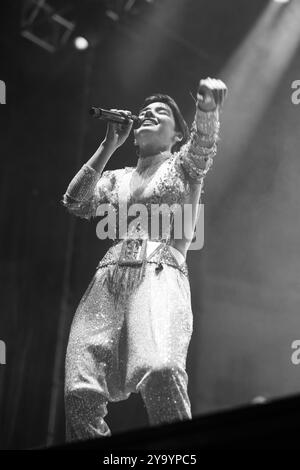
[101,261,147,307]
[97,240,188,306]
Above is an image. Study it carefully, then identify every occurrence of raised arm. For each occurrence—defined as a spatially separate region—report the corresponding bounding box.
[171,78,227,255]
[61,110,134,220]
[178,77,227,185]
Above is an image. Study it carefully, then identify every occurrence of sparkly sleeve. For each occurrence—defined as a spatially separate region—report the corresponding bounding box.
[61,164,114,221]
[177,106,220,184]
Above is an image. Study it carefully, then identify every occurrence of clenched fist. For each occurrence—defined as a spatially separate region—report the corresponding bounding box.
[197,77,228,112]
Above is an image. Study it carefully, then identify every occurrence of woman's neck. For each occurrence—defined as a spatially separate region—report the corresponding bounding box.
[136,150,170,174]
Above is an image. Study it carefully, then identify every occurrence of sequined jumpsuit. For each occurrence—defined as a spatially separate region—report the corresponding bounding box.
[62,107,220,440]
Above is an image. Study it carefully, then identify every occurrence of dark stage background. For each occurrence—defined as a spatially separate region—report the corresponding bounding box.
[0,0,300,449]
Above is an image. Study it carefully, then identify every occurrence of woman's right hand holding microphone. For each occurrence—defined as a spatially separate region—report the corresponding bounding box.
[104,109,134,150]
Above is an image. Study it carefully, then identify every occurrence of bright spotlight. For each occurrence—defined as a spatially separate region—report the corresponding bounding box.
[274,0,290,3]
[74,36,89,50]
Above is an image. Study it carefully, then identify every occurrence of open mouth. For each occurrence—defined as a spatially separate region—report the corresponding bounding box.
[141,118,159,126]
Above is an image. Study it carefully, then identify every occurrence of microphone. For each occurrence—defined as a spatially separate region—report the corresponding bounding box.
[89,107,142,126]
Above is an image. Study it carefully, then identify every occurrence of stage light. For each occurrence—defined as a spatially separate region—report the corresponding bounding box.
[274,0,290,3]
[212,0,300,202]
[74,36,89,50]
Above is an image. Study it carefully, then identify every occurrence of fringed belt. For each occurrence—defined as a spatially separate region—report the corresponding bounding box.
[95,239,188,305]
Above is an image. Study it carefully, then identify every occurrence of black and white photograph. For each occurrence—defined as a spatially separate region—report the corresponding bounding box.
[0,0,300,454]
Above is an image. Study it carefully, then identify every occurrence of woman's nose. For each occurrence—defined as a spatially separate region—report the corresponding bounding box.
[144,109,155,118]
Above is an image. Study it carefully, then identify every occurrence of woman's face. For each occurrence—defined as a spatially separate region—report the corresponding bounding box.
[134,101,179,152]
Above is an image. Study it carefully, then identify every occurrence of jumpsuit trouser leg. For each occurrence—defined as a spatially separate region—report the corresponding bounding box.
[65,261,193,441]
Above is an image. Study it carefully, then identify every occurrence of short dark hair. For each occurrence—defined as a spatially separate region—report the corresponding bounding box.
[139,94,190,153]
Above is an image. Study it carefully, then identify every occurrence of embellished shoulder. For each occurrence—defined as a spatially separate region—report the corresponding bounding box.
[124,166,135,172]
